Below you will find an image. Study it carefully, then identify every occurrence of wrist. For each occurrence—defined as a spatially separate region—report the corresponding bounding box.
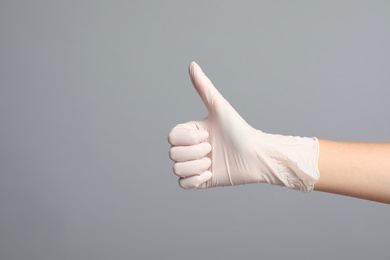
[254,132,320,192]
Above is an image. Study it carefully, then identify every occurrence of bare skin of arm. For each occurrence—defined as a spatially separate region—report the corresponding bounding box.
[315,140,390,204]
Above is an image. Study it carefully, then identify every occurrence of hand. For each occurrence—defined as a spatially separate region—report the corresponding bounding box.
[168,62,319,191]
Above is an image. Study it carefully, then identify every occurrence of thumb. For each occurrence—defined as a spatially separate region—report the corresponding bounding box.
[189,62,249,131]
[189,61,225,112]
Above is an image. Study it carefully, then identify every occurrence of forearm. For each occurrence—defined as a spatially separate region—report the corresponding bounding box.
[314,140,390,204]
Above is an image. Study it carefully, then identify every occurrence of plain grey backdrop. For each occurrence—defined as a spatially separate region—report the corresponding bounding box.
[1,1,389,259]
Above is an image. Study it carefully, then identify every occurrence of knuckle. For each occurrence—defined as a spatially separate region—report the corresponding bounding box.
[167,129,177,145]
[173,163,182,176]
[168,147,176,161]
[178,179,188,189]
[179,177,197,190]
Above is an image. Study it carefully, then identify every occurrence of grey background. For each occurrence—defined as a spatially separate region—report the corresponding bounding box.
[1,1,389,259]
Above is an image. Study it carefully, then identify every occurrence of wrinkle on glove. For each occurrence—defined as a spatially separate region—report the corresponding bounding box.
[168,62,320,192]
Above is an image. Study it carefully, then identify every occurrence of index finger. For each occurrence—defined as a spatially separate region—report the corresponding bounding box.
[168,126,209,146]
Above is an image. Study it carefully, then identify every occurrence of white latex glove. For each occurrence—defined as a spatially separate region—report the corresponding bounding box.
[168,62,320,192]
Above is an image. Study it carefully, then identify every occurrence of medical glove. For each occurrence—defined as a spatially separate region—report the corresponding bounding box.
[168,62,319,192]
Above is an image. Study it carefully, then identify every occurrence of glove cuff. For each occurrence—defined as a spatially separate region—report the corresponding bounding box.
[254,133,321,192]
[277,136,320,192]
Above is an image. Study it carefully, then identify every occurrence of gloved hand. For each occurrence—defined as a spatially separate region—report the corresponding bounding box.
[168,62,320,192]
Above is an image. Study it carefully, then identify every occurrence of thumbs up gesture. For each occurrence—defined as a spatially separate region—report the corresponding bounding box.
[168,62,320,192]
